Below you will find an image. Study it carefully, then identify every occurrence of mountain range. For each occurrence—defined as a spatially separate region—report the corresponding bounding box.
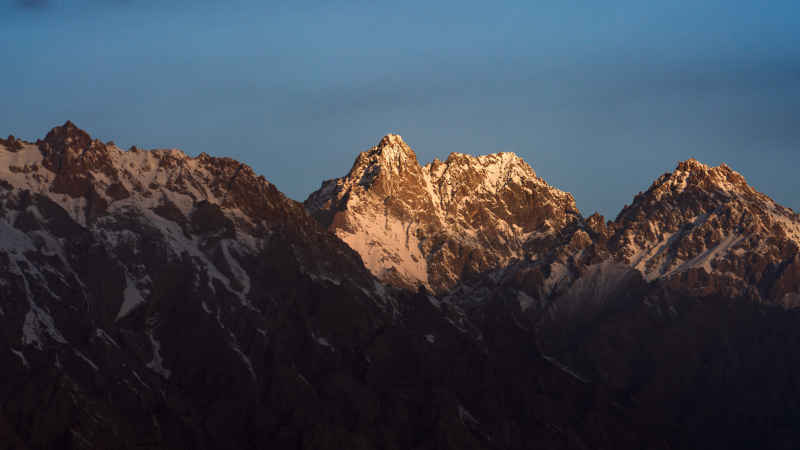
[1,122,799,449]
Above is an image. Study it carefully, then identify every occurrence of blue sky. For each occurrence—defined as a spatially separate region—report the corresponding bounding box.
[2,0,799,218]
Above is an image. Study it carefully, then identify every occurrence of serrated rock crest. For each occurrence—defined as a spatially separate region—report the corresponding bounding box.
[306,134,581,293]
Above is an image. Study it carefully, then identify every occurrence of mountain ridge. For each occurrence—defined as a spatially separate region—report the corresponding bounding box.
[7,123,798,301]
[306,132,800,302]
[0,122,667,450]
[3,122,800,450]
[306,133,582,293]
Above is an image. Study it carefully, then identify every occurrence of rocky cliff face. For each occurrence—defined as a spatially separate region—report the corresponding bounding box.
[4,123,800,450]
[306,135,800,449]
[356,151,800,308]
[305,134,581,293]
[444,158,800,450]
[0,122,395,449]
[308,134,800,304]
[609,158,800,296]
[445,155,800,344]
[0,123,659,450]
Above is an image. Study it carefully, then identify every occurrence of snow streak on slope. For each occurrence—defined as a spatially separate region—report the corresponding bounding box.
[612,159,800,289]
[0,123,394,385]
[339,209,430,288]
[306,134,581,293]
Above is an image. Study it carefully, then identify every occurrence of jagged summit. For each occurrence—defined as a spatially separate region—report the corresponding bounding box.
[616,158,759,224]
[676,156,707,169]
[306,134,580,293]
[6,123,800,450]
[1,122,317,237]
[373,133,415,158]
[449,150,800,310]
[41,120,93,152]
[428,150,558,200]
[673,157,737,175]
[2,123,686,450]
[605,157,800,290]
[345,133,422,186]
[376,133,409,149]
[650,158,753,198]
[0,123,414,450]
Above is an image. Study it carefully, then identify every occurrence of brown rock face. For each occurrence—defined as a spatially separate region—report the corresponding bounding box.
[459,158,800,322]
[305,134,581,293]
[5,123,800,450]
[1,123,662,450]
[603,158,800,301]
[0,135,24,151]
[445,158,800,450]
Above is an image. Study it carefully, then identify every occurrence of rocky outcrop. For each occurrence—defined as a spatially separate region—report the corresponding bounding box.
[306,134,581,293]
[308,137,800,304]
[4,123,800,450]
[603,158,800,302]
[453,158,800,310]
[0,123,659,450]
[445,158,800,450]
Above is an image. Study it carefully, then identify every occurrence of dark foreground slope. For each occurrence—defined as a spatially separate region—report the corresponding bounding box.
[0,124,660,449]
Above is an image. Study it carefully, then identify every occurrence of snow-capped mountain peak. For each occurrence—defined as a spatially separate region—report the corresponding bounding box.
[375,133,415,160]
[306,135,581,293]
[603,158,800,295]
[650,158,755,199]
[1,122,384,336]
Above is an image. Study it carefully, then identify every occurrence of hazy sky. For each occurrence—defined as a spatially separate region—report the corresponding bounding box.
[2,0,798,218]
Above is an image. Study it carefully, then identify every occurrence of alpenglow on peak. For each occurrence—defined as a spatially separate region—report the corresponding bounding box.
[305,135,580,293]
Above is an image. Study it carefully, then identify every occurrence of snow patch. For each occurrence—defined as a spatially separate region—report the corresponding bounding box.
[74,349,99,371]
[458,404,479,426]
[544,262,569,295]
[131,370,151,390]
[11,348,28,368]
[230,344,257,381]
[146,329,171,379]
[542,354,589,383]
[220,240,252,299]
[666,234,745,277]
[313,332,335,351]
[337,210,430,290]
[95,329,120,348]
[517,291,536,312]
[116,274,147,320]
[22,304,67,350]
